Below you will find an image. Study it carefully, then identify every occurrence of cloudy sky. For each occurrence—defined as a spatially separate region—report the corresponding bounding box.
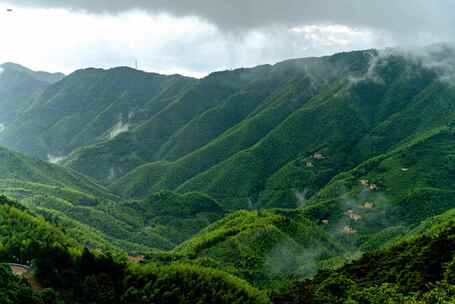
[0,1,454,77]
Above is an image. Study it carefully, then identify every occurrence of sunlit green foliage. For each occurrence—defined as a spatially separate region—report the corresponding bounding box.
[0,195,75,263]
[148,209,346,288]
[272,222,455,303]
[2,47,455,303]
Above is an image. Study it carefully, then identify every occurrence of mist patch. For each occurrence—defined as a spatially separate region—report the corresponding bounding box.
[47,154,66,164]
[110,120,129,139]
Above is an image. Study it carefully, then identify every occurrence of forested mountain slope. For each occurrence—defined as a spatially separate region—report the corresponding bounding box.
[271,209,455,304]
[3,46,455,250]
[1,45,455,303]
[2,191,455,303]
[0,62,63,127]
[0,144,115,200]
[0,66,196,162]
[5,47,455,214]
[65,51,373,184]
[110,46,455,212]
[0,144,224,253]
[0,197,267,304]
[147,209,348,288]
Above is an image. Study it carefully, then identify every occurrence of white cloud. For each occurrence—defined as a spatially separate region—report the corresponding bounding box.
[0,7,218,75]
[5,1,455,39]
[0,5,390,77]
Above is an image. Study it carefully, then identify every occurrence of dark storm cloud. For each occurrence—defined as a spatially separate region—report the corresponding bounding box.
[7,0,455,37]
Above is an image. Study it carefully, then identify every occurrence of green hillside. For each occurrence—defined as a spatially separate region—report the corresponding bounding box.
[3,47,455,252]
[108,51,371,195]
[0,145,145,251]
[0,144,115,198]
[0,196,267,304]
[2,193,454,303]
[297,127,455,251]
[0,66,196,161]
[60,51,368,183]
[271,212,455,304]
[0,62,63,127]
[146,209,349,288]
[0,195,75,263]
[0,145,224,253]
[109,48,450,214]
[7,48,453,214]
[1,46,455,303]
[0,197,72,304]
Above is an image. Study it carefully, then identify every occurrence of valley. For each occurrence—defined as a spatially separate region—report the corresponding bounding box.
[1,45,455,303]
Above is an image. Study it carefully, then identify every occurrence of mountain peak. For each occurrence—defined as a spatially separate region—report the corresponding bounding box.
[1,62,65,84]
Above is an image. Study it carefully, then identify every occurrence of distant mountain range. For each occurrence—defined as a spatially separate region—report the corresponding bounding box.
[1,45,455,303]
[0,62,64,124]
